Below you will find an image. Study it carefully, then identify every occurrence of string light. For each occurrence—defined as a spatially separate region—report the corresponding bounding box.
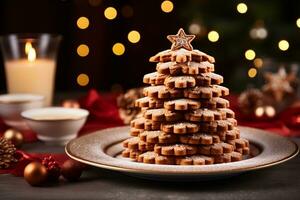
[77,44,89,57]
[112,43,125,56]
[77,17,89,29]
[278,40,289,51]
[77,73,89,86]
[236,3,248,14]
[296,18,300,28]
[161,0,174,13]
[104,7,117,20]
[189,23,201,35]
[128,30,141,43]
[248,68,257,78]
[208,31,219,42]
[254,58,263,68]
[245,49,256,60]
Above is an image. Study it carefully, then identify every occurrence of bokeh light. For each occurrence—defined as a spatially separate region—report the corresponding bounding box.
[128,30,141,43]
[254,58,263,68]
[236,3,248,14]
[77,73,89,86]
[189,23,201,35]
[265,106,276,117]
[248,68,257,78]
[77,17,89,29]
[161,1,174,13]
[255,107,264,117]
[245,49,256,60]
[104,7,117,20]
[112,43,125,56]
[296,18,300,28]
[278,40,289,51]
[208,31,219,42]
[77,44,89,57]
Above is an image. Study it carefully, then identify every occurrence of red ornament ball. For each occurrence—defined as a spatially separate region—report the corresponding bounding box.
[42,156,61,181]
[61,159,85,181]
[24,162,48,186]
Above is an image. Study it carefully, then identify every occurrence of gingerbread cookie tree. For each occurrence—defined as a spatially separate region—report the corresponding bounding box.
[122,29,250,165]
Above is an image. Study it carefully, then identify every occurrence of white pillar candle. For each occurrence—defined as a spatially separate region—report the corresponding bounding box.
[5,58,56,106]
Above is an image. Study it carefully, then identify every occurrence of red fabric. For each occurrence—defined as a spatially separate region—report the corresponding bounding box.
[227,95,300,137]
[1,90,299,176]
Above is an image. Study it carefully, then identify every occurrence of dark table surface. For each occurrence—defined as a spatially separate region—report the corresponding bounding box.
[0,138,299,200]
[1,93,300,200]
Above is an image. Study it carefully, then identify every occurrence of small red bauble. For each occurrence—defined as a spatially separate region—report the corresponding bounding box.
[61,159,85,181]
[42,156,61,181]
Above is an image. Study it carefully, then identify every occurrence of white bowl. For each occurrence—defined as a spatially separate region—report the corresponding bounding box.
[0,93,45,130]
[21,107,89,145]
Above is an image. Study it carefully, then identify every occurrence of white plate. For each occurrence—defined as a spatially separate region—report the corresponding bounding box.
[65,126,298,181]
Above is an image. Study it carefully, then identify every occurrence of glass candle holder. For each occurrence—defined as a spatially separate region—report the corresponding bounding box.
[0,34,62,106]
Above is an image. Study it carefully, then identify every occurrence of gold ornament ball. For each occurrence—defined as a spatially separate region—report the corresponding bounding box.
[4,129,24,147]
[24,162,48,186]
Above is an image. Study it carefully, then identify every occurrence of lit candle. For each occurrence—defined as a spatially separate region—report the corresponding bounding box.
[4,42,56,106]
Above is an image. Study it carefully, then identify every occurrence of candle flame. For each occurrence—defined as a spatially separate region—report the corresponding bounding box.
[28,47,36,62]
[25,42,32,55]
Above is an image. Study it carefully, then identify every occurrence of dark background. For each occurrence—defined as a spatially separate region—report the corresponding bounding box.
[0,0,299,93]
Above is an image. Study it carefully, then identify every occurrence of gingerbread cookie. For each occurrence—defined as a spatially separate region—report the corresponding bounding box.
[156,61,215,75]
[179,133,220,145]
[137,152,175,165]
[130,127,143,136]
[135,97,164,109]
[218,108,235,118]
[154,144,198,156]
[175,155,214,165]
[213,151,243,163]
[122,148,142,160]
[130,117,161,130]
[182,61,215,75]
[143,108,183,122]
[149,49,215,63]
[164,99,201,111]
[161,122,199,134]
[223,128,241,140]
[198,142,234,156]
[184,109,226,122]
[143,72,167,85]
[143,85,184,99]
[184,85,228,99]
[201,97,230,109]
[227,138,249,149]
[200,119,238,133]
[235,147,250,155]
[196,73,223,86]
[164,76,196,88]
[123,137,154,151]
[139,130,178,144]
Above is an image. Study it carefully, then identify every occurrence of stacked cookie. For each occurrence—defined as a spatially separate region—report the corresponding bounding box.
[122,29,250,165]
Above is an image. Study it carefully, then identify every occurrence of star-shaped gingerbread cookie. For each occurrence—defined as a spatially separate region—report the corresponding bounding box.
[167,28,195,51]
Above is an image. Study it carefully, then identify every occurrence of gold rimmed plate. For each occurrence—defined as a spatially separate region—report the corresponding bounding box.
[65,126,298,181]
